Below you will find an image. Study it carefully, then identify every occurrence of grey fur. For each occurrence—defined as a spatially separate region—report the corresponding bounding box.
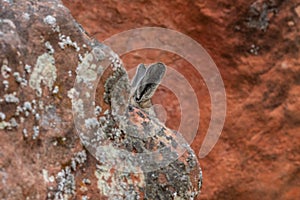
[131,63,146,89]
[130,62,166,111]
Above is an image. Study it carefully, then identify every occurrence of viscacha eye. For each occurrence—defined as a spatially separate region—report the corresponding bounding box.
[135,95,141,102]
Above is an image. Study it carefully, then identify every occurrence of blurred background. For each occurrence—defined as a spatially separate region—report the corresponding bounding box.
[62,0,300,199]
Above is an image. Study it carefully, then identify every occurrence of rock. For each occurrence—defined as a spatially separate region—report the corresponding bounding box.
[0,0,202,199]
[0,1,93,199]
[62,0,300,199]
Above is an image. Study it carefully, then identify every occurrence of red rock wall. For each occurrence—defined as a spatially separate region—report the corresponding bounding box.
[61,0,300,199]
[0,0,299,199]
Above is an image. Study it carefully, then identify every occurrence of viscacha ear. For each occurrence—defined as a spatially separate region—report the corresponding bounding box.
[134,62,166,103]
[131,63,146,89]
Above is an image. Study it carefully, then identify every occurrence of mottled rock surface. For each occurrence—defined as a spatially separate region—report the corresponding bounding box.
[0,0,202,199]
[61,0,300,200]
[0,0,94,199]
[1,0,300,199]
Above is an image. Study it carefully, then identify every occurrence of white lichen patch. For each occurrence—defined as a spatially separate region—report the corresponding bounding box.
[94,106,102,116]
[45,41,55,54]
[73,150,87,165]
[23,128,28,138]
[82,178,91,185]
[0,18,16,30]
[67,88,79,99]
[15,106,22,116]
[4,92,19,103]
[0,121,10,130]
[0,117,18,130]
[43,15,56,26]
[24,64,31,73]
[67,88,86,119]
[23,101,32,111]
[73,99,84,119]
[85,92,90,98]
[42,169,50,183]
[12,72,20,82]
[35,113,41,121]
[81,195,89,200]
[9,117,18,128]
[109,57,122,71]
[51,150,87,199]
[32,125,40,139]
[2,80,9,90]
[29,53,57,97]
[38,100,44,110]
[55,167,75,200]
[78,68,96,84]
[1,58,11,78]
[84,118,99,129]
[58,34,80,52]
[78,54,83,62]
[76,54,97,84]
[0,112,6,120]
[49,175,55,183]
[52,85,59,94]
[22,12,30,21]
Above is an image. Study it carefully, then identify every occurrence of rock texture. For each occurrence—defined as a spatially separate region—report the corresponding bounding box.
[61,0,300,199]
[1,0,300,199]
[0,1,93,199]
[0,0,202,200]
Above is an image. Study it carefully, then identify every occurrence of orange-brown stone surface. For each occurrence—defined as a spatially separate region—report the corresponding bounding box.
[0,0,299,199]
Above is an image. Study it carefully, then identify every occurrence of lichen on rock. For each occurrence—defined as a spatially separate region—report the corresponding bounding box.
[29,53,57,97]
[0,0,202,199]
